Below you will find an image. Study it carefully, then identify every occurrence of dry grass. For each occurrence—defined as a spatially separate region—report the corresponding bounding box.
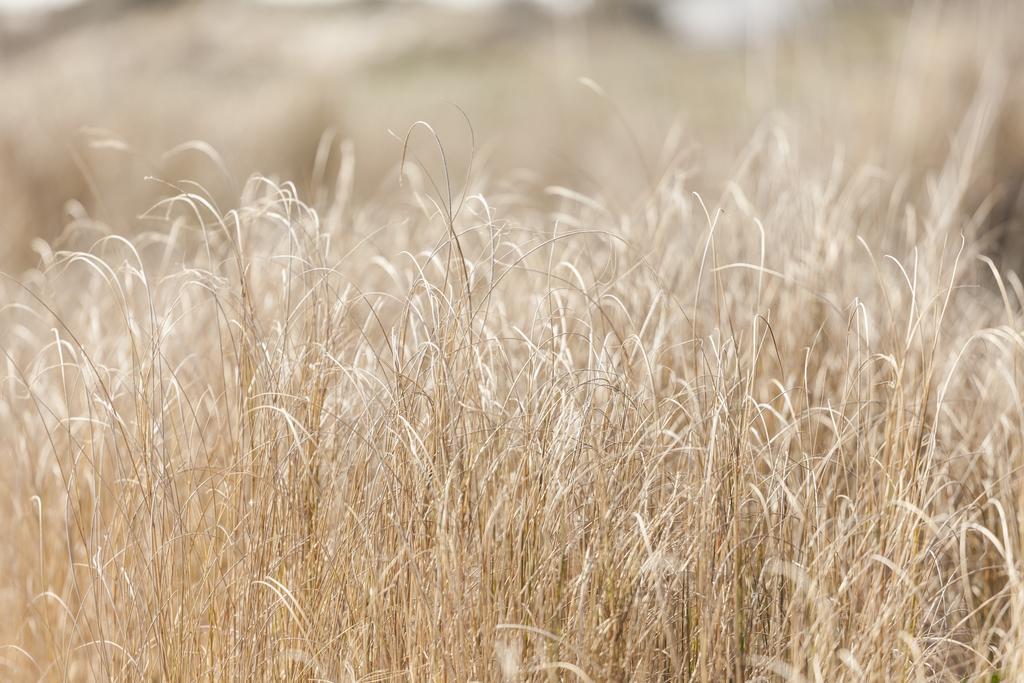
[3,2,1024,682]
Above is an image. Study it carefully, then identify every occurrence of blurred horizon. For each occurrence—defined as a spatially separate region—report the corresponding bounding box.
[0,0,1020,271]
[0,0,810,45]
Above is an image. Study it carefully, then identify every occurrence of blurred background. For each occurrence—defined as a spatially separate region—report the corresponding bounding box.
[0,0,1021,269]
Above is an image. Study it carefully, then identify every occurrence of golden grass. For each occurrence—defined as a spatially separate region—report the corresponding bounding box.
[3,3,1024,682]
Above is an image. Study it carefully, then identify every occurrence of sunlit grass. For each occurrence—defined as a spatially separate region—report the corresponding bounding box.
[1,1,1024,679]
[1,62,1023,679]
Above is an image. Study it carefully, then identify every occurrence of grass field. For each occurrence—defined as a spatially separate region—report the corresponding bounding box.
[2,1,1024,680]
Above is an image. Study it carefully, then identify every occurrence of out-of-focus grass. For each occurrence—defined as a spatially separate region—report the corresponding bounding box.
[2,2,1019,268]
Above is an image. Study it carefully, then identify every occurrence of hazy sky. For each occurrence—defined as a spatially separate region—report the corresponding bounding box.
[0,0,81,9]
[0,0,595,10]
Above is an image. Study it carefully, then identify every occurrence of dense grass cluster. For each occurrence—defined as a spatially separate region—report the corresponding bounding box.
[2,65,1024,682]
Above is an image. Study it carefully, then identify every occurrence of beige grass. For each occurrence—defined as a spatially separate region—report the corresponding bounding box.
[1,73,1023,680]
[3,4,1024,681]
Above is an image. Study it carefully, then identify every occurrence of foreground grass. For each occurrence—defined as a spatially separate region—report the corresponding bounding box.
[2,76,1024,680]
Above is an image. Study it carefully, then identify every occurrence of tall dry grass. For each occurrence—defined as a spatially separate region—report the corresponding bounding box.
[1,76,1023,680]
[3,5,1024,682]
